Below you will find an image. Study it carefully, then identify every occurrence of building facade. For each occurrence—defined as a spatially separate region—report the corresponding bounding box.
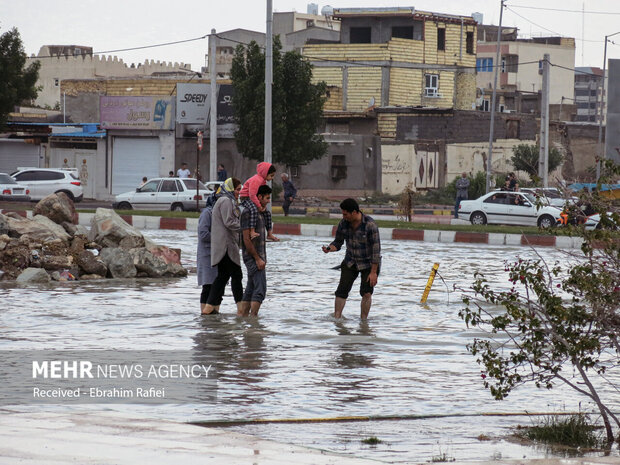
[27,45,192,109]
[305,7,478,113]
[476,26,576,112]
[574,67,605,123]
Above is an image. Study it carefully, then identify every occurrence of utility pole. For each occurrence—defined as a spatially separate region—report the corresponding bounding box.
[264,0,273,166]
[596,32,620,181]
[538,53,550,187]
[209,29,218,182]
[486,0,504,194]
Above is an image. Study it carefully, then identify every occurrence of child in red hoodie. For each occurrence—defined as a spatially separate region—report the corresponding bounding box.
[240,162,279,241]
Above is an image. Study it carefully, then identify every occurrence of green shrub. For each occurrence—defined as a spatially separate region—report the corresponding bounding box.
[519,414,602,449]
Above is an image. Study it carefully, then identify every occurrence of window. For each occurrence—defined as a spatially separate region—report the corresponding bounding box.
[54,78,60,87]
[575,89,590,97]
[482,99,490,111]
[392,26,413,40]
[160,180,178,192]
[484,192,510,204]
[466,31,474,54]
[139,180,159,193]
[74,47,81,56]
[437,28,445,51]
[350,27,371,43]
[424,74,439,96]
[331,155,347,180]
[290,166,300,178]
[591,89,598,96]
[476,57,493,72]
[499,104,505,113]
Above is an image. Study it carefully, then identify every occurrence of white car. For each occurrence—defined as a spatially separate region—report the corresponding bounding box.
[519,187,578,208]
[458,191,562,228]
[113,177,215,211]
[0,173,30,202]
[11,168,83,202]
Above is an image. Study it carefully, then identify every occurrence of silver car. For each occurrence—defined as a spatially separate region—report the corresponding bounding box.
[0,173,30,202]
[458,191,562,228]
[113,177,215,211]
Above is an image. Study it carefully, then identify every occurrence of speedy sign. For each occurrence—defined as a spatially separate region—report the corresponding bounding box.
[176,83,210,125]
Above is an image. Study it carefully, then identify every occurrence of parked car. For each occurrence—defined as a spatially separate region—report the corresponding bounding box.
[112,177,215,211]
[458,191,562,228]
[519,187,578,208]
[11,168,83,202]
[0,173,30,202]
[203,180,223,193]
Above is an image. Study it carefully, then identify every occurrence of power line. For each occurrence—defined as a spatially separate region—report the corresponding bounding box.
[215,33,547,73]
[505,6,604,43]
[509,4,620,15]
[30,35,208,60]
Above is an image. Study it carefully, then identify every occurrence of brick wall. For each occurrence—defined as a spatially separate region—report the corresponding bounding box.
[395,110,538,143]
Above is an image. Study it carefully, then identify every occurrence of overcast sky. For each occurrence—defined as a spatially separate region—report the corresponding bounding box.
[2,0,620,71]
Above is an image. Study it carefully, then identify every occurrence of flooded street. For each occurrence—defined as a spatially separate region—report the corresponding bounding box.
[1,230,618,463]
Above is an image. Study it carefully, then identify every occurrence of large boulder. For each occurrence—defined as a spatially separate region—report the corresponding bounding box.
[77,250,108,276]
[99,247,137,278]
[16,267,50,284]
[32,215,71,242]
[40,254,75,271]
[34,193,77,225]
[6,215,70,243]
[89,208,145,249]
[129,248,169,277]
[144,238,181,265]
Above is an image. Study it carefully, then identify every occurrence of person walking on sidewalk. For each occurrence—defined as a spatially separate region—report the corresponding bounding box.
[238,185,272,317]
[203,177,244,315]
[454,172,470,218]
[322,198,381,320]
[281,173,297,216]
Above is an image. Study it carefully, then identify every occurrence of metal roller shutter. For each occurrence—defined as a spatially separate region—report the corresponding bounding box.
[0,140,41,174]
[111,137,160,194]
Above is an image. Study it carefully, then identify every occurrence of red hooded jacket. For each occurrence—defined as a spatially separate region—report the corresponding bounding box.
[240,162,273,209]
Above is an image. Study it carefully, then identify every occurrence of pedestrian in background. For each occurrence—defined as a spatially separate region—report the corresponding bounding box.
[217,164,227,182]
[177,162,191,178]
[281,173,297,216]
[454,172,470,218]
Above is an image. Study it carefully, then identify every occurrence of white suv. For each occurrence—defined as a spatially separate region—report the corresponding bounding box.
[11,168,84,202]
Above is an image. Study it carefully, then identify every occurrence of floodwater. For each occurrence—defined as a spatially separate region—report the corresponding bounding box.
[1,230,618,463]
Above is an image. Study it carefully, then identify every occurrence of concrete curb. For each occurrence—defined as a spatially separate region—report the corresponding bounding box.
[2,209,583,250]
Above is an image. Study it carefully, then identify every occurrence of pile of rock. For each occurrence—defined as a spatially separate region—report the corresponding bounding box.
[0,193,187,283]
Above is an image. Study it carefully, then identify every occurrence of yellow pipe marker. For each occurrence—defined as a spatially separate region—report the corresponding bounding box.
[421,263,440,303]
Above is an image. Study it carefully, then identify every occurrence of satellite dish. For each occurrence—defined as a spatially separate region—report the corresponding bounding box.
[369,97,375,107]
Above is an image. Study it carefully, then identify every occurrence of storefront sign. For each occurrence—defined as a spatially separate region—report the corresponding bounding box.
[100,96,175,130]
[176,84,210,125]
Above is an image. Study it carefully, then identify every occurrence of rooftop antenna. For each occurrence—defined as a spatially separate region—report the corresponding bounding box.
[581,2,585,66]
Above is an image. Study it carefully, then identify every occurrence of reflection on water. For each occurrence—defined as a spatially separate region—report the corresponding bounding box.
[1,230,618,462]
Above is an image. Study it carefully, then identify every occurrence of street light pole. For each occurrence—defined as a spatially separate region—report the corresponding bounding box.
[265,0,273,166]
[486,0,504,194]
[596,31,620,181]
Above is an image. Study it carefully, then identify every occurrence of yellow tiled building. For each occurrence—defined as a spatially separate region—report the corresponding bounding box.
[304,7,478,118]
